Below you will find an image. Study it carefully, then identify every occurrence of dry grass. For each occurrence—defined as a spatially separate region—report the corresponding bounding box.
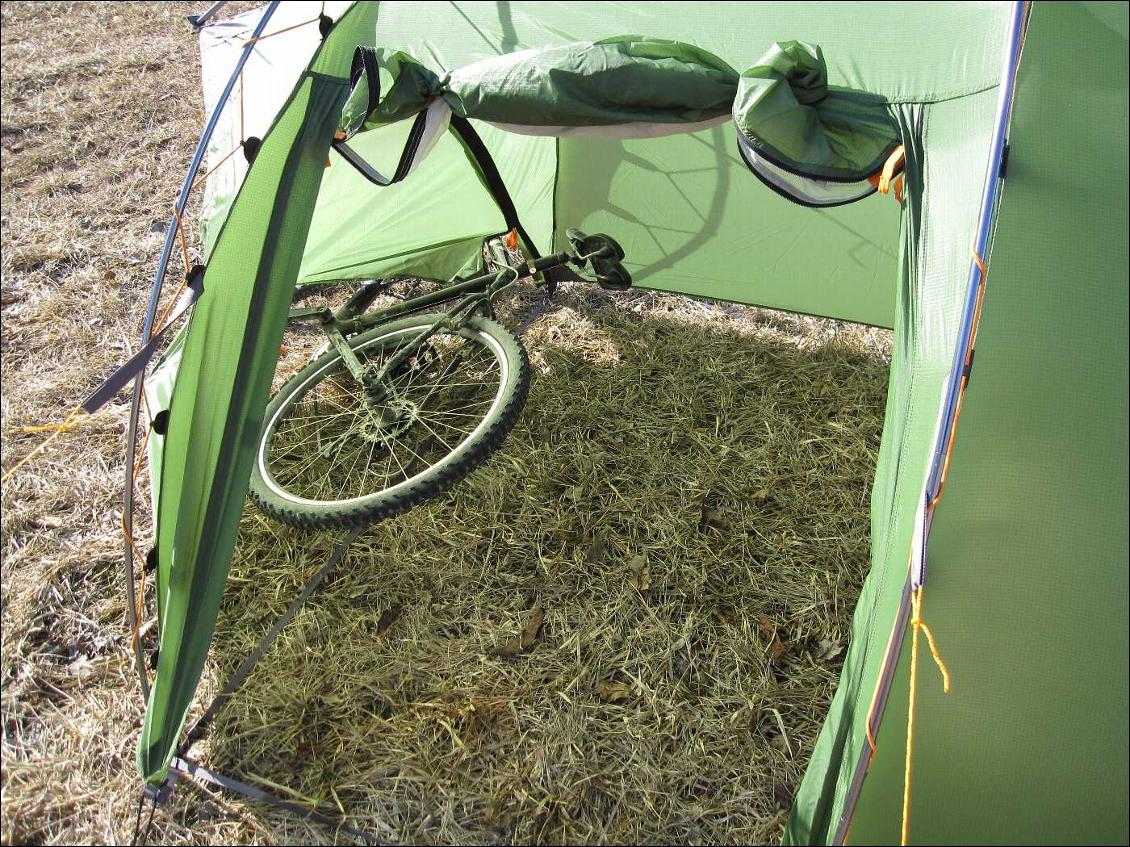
[2,3,890,844]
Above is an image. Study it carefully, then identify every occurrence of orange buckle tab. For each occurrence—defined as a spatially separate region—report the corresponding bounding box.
[504,228,520,251]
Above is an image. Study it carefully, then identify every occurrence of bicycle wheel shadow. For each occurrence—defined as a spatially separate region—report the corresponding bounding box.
[174,289,891,845]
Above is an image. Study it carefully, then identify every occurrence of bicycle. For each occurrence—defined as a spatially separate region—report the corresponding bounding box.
[249,228,631,527]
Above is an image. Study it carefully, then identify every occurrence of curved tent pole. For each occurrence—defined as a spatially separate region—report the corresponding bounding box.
[922,0,1029,520]
[122,1,282,702]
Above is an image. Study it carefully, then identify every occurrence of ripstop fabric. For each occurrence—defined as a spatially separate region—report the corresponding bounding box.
[135,3,1127,844]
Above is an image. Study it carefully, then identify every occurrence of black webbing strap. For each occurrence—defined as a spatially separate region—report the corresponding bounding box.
[82,266,205,414]
[179,526,364,755]
[447,115,544,260]
[170,756,380,844]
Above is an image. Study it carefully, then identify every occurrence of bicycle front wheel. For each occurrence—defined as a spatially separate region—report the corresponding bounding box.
[249,313,529,527]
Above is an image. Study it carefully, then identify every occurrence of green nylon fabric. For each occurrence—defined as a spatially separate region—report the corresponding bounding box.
[198,2,1014,314]
[340,47,440,134]
[272,2,1016,319]
[845,2,1129,843]
[344,37,740,136]
[733,41,899,181]
[139,3,379,784]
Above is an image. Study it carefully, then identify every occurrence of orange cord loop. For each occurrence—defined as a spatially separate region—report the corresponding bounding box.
[1,407,87,484]
[873,145,906,203]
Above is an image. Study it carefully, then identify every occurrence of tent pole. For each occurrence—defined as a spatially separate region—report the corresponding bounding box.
[829,3,1030,842]
[922,0,1029,513]
[186,1,229,30]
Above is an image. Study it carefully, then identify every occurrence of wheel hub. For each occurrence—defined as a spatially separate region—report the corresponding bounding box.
[359,398,420,441]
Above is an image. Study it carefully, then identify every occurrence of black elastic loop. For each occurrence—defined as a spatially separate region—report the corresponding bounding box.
[149,648,160,670]
[151,409,170,435]
[80,265,206,414]
[317,13,334,38]
[144,547,159,574]
[241,136,261,164]
[962,349,976,381]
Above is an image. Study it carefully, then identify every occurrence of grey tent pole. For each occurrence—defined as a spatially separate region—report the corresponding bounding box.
[121,1,281,702]
[186,1,229,30]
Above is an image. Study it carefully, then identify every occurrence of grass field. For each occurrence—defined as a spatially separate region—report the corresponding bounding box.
[1,3,891,843]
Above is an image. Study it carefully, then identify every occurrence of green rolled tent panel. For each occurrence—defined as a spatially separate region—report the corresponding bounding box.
[134,1,1127,842]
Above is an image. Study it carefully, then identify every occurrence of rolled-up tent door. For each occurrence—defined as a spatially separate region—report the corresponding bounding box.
[732,40,901,207]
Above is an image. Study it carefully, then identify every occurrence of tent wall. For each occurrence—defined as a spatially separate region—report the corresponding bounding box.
[311,1,1015,326]
[197,1,355,255]
[199,2,1019,326]
[140,2,381,783]
[842,3,1130,842]
[786,80,1005,843]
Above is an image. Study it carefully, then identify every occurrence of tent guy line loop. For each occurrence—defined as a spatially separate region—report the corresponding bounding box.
[1,406,88,485]
[3,213,197,489]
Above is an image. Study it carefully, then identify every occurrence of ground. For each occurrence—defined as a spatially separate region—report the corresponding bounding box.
[0,3,890,844]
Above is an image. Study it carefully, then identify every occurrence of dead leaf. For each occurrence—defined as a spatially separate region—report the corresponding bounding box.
[773,779,794,808]
[756,612,788,662]
[376,604,403,635]
[585,537,608,566]
[712,606,735,627]
[627,554,651,591]
[520,606,545,648]
[698,496,732,532]
[494,606,545,657]
[596,680,632,703]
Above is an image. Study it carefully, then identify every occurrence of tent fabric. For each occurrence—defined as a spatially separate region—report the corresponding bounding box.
[152,0,1007,789]
[838,2,1129,842]
[196,1,355,256]
[139,1,379,783]
[135,4,1128,845]
[196,1,1015,322]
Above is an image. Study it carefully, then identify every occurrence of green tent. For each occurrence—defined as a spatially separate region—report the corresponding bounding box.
[123,1,1127,842]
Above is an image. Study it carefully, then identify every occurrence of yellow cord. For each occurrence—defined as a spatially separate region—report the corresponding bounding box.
[901,585,951,845]
[2,406,87,484]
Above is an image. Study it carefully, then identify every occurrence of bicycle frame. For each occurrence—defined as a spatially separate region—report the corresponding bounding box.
[287,246,576,397]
